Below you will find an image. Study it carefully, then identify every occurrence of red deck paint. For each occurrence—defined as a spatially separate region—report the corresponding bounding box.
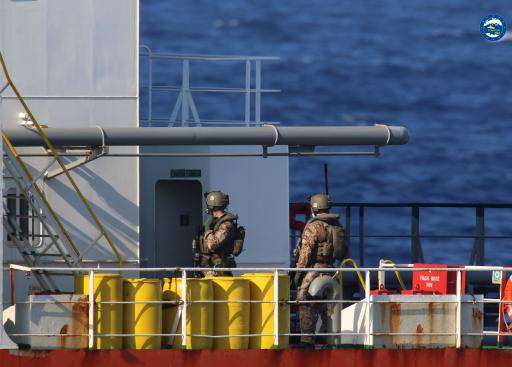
[1,348,512,367]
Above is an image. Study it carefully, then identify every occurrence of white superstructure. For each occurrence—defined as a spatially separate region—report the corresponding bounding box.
[0,0,291,308]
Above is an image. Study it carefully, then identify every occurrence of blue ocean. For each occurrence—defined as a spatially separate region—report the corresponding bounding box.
[140,1,512,266]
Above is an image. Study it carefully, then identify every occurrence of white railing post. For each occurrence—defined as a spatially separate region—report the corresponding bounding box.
[147,48,153,127]
[244,60,251,126]
[365,270,371,346]
[88,270,95,349]
[181,270,188,349]
[273,269,279,348]
[456,270,462,348]
[181,60,190,126]
[378,259,385,290]
[255,60,261,124]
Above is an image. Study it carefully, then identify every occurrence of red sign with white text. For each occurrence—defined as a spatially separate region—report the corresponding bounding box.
[402,264,466,295]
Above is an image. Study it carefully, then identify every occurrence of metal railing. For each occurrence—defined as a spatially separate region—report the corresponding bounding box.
[6,264,512,349]
[139,45,280,127]
[290,202,512,267]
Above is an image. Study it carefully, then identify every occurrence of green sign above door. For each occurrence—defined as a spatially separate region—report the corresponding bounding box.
[170,169,201,178]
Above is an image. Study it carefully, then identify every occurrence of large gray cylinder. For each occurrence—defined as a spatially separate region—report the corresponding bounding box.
[3,125,409,147]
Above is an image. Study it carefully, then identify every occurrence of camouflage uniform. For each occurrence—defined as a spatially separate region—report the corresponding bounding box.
[296,214,346,344]
[201,213,236,277]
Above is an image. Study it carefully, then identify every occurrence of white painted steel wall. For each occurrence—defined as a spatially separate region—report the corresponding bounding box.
[0,0,139,304]
[140,145,290,268]
[338,295,484,348]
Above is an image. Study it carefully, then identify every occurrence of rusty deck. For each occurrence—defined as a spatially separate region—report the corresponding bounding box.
[1,348,512,367]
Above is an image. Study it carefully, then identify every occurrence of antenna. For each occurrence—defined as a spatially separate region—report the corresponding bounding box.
[323,163,329,195]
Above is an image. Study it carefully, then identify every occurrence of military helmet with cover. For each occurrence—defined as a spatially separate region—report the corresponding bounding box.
[205,190,229,210]
[309,193,332,213]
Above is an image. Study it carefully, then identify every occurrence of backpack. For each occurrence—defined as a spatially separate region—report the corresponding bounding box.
[309,214,347,260]
[214,213,246,257]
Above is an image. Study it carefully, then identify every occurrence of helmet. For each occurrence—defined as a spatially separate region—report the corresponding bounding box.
[309,193,332,212]
[205,191,229,210]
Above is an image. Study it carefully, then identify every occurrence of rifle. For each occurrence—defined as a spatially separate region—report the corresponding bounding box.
[291,237,304,286]
[191,225,204,278]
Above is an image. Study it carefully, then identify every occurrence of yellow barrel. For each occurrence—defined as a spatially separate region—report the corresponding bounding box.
[210,277,250,349]
[80,273,123,349]
[74,273,85,294]
[162,277,213,349]
[123,278,162,349]
[242,273,290,349]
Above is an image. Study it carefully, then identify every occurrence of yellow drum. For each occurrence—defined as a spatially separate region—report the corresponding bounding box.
[74,273,86,294]
[242,273,290,349]
[162,277,213,349]
[211,277,250,349]
[123,278,162,349]
[79,273,123,349]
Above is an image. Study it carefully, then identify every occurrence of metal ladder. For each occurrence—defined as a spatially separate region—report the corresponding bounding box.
[0,51,123,290]
[2,201,59,291]
[3,136,84,289]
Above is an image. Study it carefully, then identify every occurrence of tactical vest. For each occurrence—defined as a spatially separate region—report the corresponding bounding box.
[202,212,245,257]
[307,214,347,262]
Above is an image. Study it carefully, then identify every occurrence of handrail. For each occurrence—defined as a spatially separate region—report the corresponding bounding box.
[7,264,506,349]
[15,265,512,272]
[331,202,512,208]
[0,51,123,269]
[139,45,280,127]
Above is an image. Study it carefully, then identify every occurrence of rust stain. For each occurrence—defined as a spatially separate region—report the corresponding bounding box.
[472,307,483,338]
[472,308,483,321]
[428,302,435,345]
[380,303,387,328]
[59,325,69,349]
[389,303,400,346]
[416,323,424,346]
[8,350,50,358]
[68,296,89,349]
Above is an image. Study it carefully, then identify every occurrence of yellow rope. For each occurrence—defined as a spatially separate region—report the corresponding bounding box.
[0,51,123,269]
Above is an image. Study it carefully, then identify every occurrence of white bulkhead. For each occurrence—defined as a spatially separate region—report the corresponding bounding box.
[0,0,291,312]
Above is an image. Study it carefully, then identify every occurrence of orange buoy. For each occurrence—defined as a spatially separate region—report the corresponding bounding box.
[502,275,512,330]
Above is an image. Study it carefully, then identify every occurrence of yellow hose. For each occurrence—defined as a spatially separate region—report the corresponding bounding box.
[380,260,407,290]
[335,258,366,293]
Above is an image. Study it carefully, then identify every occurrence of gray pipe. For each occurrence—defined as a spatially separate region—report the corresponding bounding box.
[3,125,409,147]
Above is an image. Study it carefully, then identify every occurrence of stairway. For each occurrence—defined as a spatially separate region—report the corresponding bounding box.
[0,50,123,290]
[2,136,83,290]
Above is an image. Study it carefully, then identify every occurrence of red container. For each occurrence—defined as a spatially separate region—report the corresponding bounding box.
[401,264,466,295]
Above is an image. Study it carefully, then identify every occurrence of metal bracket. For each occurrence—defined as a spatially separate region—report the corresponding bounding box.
[262,145,268,158]
[45,146,107,179]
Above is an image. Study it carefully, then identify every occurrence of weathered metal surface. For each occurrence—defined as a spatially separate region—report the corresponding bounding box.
[337,295,483,348]
[10,294,88,349]
[372,295,483,348]
[1,348,512,367]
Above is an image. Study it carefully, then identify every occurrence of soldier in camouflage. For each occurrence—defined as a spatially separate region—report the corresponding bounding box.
[294,193,347,344]
[200,191,238,277]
